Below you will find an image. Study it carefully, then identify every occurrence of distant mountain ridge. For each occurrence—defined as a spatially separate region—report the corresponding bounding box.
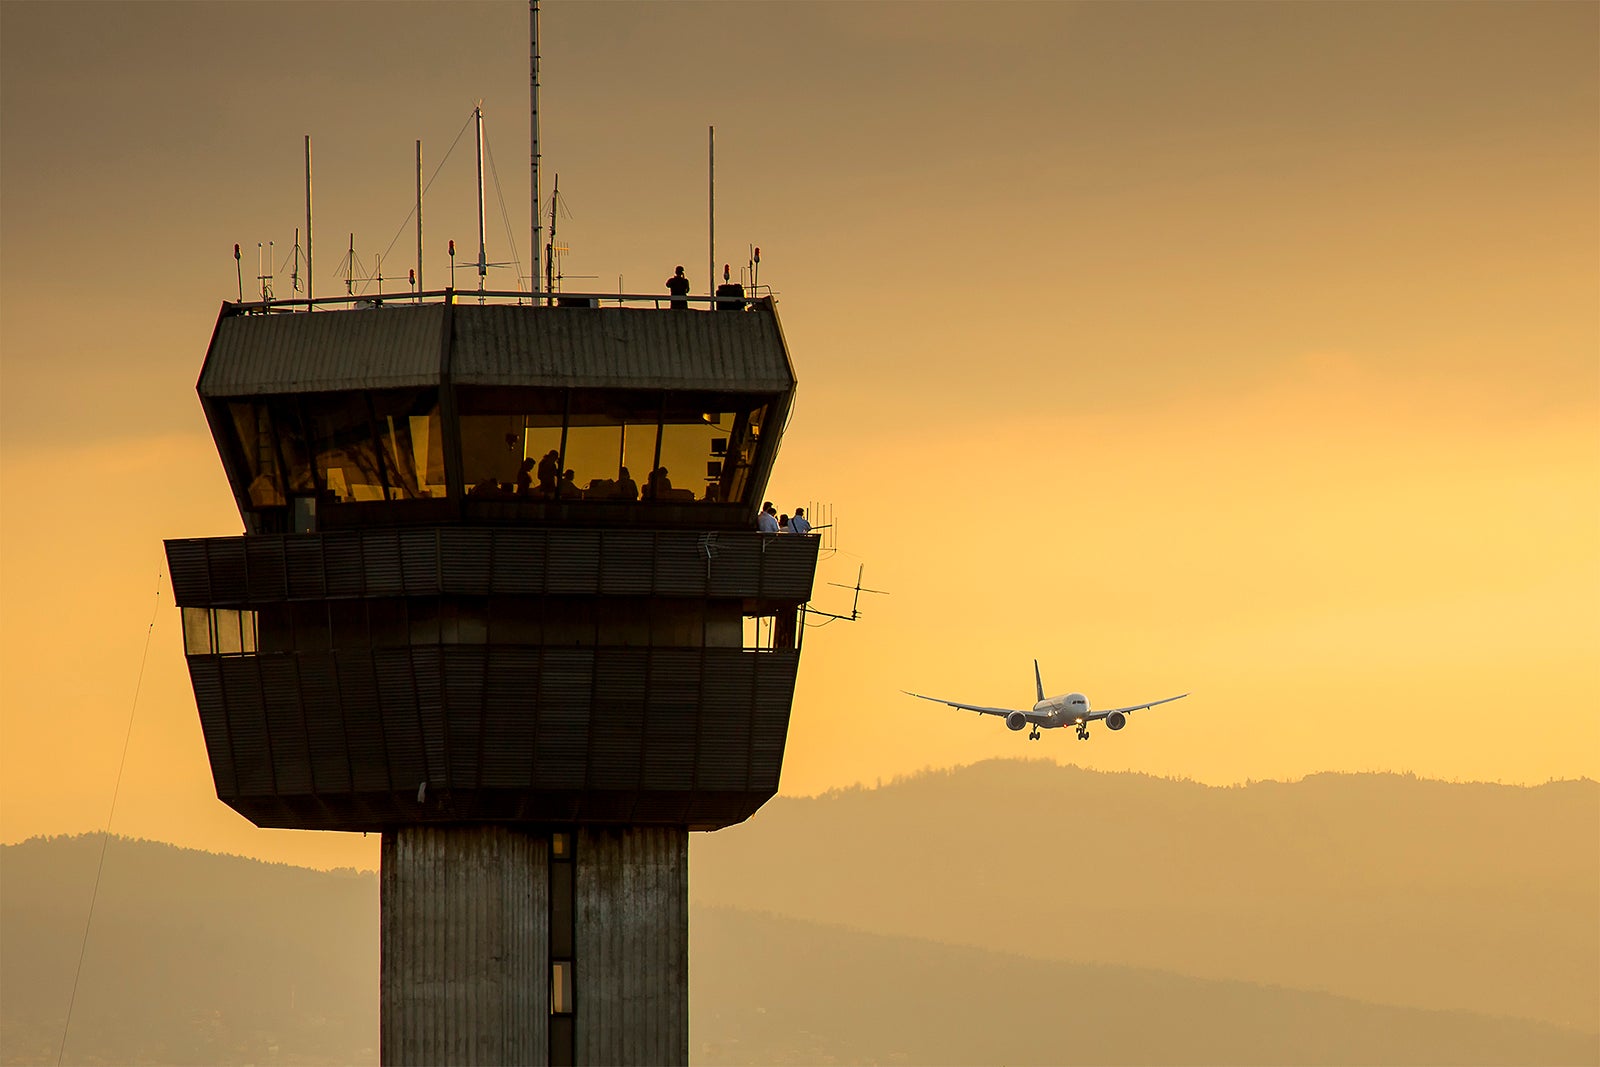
[4,833,1596,1066]
[693,759,1600,1031]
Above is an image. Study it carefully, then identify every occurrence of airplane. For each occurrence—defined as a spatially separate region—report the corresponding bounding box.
[904,661,1187,741]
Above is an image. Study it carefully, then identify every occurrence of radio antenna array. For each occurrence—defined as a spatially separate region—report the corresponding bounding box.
[807,564,888,624]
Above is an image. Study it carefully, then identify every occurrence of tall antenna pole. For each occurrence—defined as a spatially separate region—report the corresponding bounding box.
[531,0,542,301]
[475,104,487,294]
[546,174,558,297]
[304,135,313,309]
[416,140,424,296]
[708,125,715,301]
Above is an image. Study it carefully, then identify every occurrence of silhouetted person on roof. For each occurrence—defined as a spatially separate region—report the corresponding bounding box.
[665,266,690,310]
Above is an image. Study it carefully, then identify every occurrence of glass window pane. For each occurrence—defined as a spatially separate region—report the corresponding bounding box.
[183,608,213,655]
[551,961,573,1015]
[459,387,566,499]
[214,609,243,654]
[258,604,293,652]
[369,600,408,647]
[304,394,388,503]
[330,600,367,649]
[228,402,285,508]
[370,389,445,500]
[241,611,258,653]
[561,422,624,499]
[291,602,329,651]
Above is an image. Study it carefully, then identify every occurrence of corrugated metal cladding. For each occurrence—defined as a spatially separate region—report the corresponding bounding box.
[381,826,546,1067]
[452,305,795,392]
[200,305,446,397]
[165,529,818,605]
[576,827,687,1066]
[187,648,800,832]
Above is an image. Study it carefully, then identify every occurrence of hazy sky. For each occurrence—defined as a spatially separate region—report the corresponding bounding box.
[2,0,1595,870]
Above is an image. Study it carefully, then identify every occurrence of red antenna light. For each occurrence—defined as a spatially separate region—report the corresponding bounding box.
[448,240,455,257]
[409,268,416,285]
[753,247,760,263]
[234,244,241,260]
[723,263,730,282]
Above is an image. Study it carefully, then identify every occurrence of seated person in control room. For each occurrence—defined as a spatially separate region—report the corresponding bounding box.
[470,476,505,498]
[616,466,639,501]
[558,469,580,498]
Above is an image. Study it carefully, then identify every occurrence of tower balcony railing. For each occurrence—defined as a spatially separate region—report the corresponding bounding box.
[228,288,774,315]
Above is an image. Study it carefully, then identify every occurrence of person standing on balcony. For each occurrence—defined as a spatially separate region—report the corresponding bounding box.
[665,265,691,309]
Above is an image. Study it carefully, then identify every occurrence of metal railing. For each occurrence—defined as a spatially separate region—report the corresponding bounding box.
[227,288,775,315]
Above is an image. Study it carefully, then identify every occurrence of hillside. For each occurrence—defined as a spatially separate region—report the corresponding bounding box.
[0,835,378,1066]
[692,906,1599,1066]
[4,835,1596,1066]
[692,760,1600,1030]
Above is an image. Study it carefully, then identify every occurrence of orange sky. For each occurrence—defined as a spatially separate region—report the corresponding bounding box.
[2,1,1595,871]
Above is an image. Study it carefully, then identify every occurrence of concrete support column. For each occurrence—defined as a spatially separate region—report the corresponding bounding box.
[575,826,688,1065]
[381,825,548,1066]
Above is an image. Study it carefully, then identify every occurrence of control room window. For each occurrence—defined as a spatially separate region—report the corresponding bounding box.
[659,395,771,504]
[459,386,565,498]
[304,394,389,503]
[227,400,314,509]
[181,608,259,656]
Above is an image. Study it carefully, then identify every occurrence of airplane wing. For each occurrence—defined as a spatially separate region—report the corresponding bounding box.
[902,690,1048,722]
[1090,693,1189,719]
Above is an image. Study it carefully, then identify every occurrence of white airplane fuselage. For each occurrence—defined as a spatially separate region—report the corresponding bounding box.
[1032,692,1091,728]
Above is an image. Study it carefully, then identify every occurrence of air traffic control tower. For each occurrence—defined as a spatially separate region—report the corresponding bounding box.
[164,292,818,1064]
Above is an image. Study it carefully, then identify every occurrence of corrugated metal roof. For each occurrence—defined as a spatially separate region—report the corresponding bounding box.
[451,306,795,391]
[199,305,446,397]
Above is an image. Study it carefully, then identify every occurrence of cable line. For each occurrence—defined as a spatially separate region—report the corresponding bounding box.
[57,560,165,1066]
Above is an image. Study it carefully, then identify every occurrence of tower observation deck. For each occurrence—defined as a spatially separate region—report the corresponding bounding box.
[164,291,819,1064]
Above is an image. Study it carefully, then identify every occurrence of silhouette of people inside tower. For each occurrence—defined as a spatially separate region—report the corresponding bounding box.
[515,457,535,496]
[644,466,674,499]
[559,469,578,498]
[536,449,560,497]
[665,266,690,309]
[616,466,639,501]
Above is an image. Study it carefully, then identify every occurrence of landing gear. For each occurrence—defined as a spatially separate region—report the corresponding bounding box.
[1075,726,1089,741]
[1028,727,1041,741]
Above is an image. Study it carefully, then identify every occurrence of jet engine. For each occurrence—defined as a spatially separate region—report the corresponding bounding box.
[1106,711,1127,731]
[1006,711,1028,732]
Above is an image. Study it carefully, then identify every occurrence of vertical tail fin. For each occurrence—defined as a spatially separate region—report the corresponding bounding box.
[1034,659,1045,703]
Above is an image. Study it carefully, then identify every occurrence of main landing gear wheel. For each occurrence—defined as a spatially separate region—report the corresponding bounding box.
[1029,728,1040,741]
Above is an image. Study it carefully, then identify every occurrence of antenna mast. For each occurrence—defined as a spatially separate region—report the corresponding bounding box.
[708,125,714,302]
[304,135,313,308]
[416,140,424,296]
[531,0,542,301]
[546,174,558,296]
[475,104,487,295]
